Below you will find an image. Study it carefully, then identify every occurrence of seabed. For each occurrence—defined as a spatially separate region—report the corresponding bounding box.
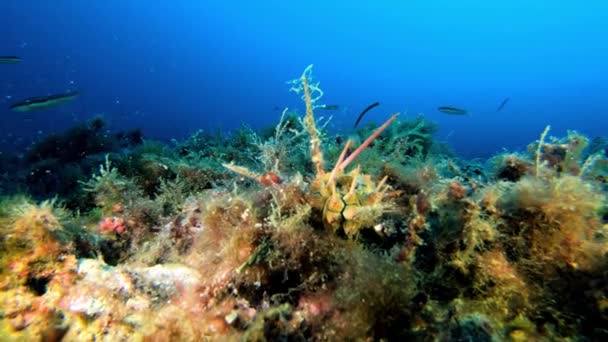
[1,67,607,341]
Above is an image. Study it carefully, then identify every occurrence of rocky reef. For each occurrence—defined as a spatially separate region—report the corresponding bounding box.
[0,66,607,341]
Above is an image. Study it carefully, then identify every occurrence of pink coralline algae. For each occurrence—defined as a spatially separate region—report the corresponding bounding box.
[99,217,127,234]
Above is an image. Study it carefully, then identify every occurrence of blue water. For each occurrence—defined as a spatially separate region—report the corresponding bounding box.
[2,1,607,158]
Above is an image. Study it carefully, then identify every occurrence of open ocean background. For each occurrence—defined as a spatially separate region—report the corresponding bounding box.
[2,0,607,159]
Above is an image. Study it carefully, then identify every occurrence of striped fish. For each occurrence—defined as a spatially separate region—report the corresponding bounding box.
[438,106,468,115]
[10,92,79,112]
[0,56,21,64]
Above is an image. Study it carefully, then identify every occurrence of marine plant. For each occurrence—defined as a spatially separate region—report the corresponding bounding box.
[358,113,438,163]
[3,63,608,341]
[0,197,72,289]
[80,155,143,214]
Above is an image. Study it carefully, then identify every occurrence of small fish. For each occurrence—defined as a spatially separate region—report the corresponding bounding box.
[438,106,468,115]
[496,97,510,112]
[10,91,79,112]
[354,101,380,128]
[0,56,20,64]
[317,104,339,110]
